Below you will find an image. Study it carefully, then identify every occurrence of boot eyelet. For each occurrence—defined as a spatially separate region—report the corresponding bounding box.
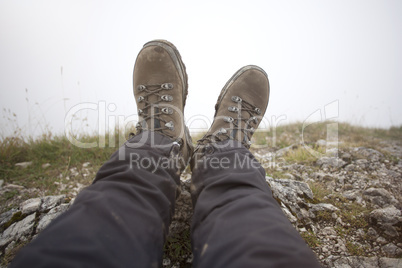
[254,108,261,114]
[204,145,214,154]
[165,121,174,130]
[250,116,258,123]
[161,95,173,102]
[138,96,145,102]
[228,106,239,112]
[138,109,144,115]
[223,116,234,123]
[161,107,173,114]
[231,96,242,103]
[217,128,227,134]
[161,83,173,90]
[137,85,146,91]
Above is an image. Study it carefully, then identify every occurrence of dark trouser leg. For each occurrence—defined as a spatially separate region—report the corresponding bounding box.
[191,141,321,268]
[10,131,179,268]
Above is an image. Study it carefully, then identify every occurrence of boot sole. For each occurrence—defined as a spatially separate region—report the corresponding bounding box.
[143,40,189,108]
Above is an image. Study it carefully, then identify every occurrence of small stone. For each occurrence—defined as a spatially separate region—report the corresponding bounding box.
[40,195,65,212]
[4,184,25,190]
[341,152,352,162]
[366,227,378,238]
[15,161,32,168]
[20,198,42,215]
[0,179,4,189]
[342,190,360,201]
[376,236,388,245]
[309,203,339,213]
[82,162,91,168]
[41,163,51,169]
[162,258,171,266]
[316,157,346,168]
[321,227,337,236]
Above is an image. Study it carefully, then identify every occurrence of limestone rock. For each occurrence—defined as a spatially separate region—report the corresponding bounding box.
[363,188,398,208]
[15,162,32,168]
[20,198,42,215]
[40,195,65,212]
[354,147,384,162]
[309,203,339,213]
[370,206,401,226]
[37,203,70,232]
[381,243,402,257]
[379,257,402,267]
[316,157,346,168]
[0,213,36,247]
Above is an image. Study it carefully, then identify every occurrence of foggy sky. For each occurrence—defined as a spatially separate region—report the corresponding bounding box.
[1,0,401,138]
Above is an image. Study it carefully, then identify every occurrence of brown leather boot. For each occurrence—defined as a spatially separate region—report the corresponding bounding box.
[133,40,193,172]
[195,65,270,153]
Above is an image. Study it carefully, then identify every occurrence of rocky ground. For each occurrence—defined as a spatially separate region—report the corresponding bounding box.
[0,135,401,267]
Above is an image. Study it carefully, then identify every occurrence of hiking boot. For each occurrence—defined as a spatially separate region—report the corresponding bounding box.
[195,65,270,153]
[133,40,193,172]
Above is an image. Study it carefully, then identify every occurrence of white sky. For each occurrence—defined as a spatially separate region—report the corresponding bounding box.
[1,0,401,138]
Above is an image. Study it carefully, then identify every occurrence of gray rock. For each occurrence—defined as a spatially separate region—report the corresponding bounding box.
[382,224,399,238]
[266,177,314,200]
[40,195,65,212]
[326,148,339,157]
[379,257,402,268]
[316,157,346,168]
[370,206,401,226]
[20,198,42,215]
[342,190,361,201]
[341,152,352,162]
[354,147,384,162]
[321,226,337,236]
[0,213,36,247]
[266,177,315,222]
[82,162,91,168]
[363,188,398,208]
[309,203,339,213]
[382,243,402,257]
[366,227,378,239]
[327,256,378,268]
[377,236,388,245]
[0,209,18,228]
[37,203,70,232]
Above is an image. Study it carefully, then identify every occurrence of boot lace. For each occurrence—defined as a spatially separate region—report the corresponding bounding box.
[135,83,178,141]
[198,95,261,148]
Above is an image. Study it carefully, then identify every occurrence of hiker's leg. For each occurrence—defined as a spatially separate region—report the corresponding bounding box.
[10,132,179,268]
[191,141,321,268]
